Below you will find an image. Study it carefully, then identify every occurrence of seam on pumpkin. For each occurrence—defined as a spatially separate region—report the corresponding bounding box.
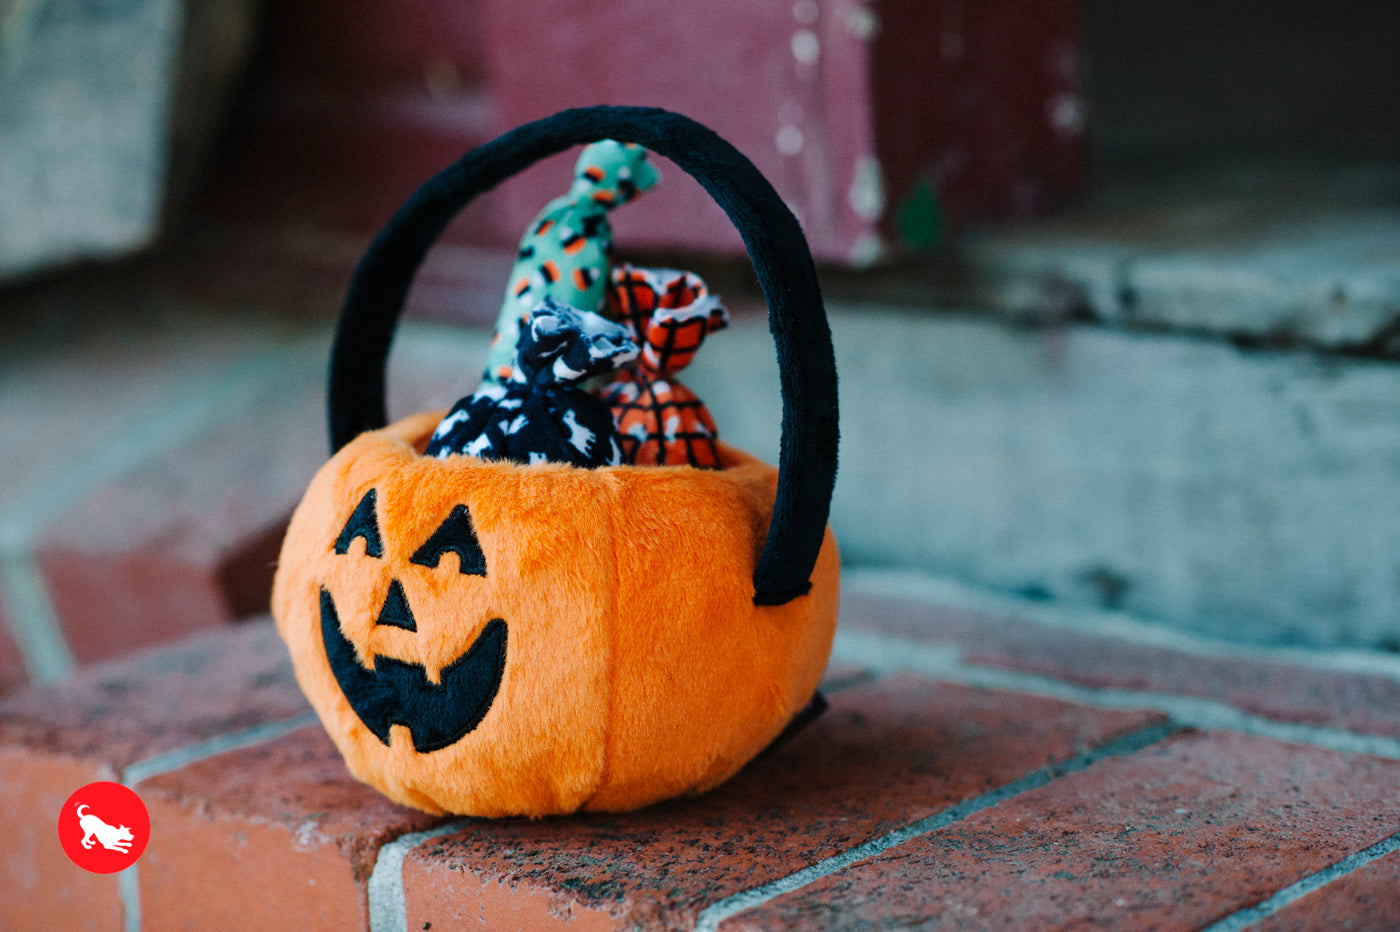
[581,471,626,810]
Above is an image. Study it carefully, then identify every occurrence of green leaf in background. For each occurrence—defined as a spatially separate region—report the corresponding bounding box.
[896,178,943,251]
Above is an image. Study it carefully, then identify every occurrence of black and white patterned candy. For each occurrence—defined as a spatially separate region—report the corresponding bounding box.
[424,298,637,468]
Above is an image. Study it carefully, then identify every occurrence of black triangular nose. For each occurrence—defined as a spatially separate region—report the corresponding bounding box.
[375,579,417,631]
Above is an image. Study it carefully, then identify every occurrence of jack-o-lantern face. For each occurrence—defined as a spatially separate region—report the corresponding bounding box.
[320,489,507,753]
[272,411,840,818]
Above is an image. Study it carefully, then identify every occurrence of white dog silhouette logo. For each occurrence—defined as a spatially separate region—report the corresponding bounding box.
[75,803,135,853]
[60,781,149,872]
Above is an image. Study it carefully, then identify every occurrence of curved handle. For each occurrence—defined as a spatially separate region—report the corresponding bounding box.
[329,106,838,606]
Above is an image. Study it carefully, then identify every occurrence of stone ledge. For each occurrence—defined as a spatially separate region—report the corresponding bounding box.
[686,305,1400,649]
[956,166,1400,354]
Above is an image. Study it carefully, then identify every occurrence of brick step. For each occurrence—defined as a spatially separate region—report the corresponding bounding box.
[4,576,1400,930]
[0,285,491,694]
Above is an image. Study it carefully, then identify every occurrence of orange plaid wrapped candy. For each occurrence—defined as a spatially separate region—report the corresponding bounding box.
[597,264,730,467]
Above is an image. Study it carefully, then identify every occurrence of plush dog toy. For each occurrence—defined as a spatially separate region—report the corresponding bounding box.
[479,140,659,383]
[272,107,840,818]
[598,263,729,468]
[424,298,637,467]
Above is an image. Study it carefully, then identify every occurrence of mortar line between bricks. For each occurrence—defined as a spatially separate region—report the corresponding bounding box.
[0,548,73,681]
[368,821,471,932]
[692,721,1182,932]
[120,712,319,786]
[844,568,1400,682]
[108,711,315,932]
[831,630,1400,760]
[1199,830,1400,931]
[0,340,318,547]
[119,864,140,932]
[0,340,319,682]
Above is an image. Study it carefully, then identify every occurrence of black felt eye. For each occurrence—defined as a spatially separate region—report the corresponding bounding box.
[334,489,383,557]
[410,505,487,575]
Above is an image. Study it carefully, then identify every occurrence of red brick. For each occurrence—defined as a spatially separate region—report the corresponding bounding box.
[21,286,520,668]
[817,661,872,694]
[0,751,123,932]
[0,619,308,931]
[0,297,280,523]
[479,0,866,261]
[34,373,326,664]
[1,289,340,667]
[723,731,1400,931]
[401,675,1162,931]
[844,588,1400,740]
[0,597,28,697]
[137,726,440,931]
[0,619,306,768]
[1253,848,1400,932]
[481,1,1084,262]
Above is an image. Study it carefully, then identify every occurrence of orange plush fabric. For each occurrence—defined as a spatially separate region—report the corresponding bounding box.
[272,411,839,817]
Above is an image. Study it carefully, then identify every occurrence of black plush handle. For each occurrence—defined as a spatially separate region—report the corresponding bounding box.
[329,106,838,606]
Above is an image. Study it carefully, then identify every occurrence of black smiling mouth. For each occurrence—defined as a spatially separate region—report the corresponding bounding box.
[320,588,507,752]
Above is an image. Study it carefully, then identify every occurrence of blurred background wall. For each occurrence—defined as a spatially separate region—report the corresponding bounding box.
[1,0,1398,691]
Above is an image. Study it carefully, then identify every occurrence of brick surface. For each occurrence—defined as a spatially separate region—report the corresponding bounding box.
[724,731,1400,931]
[0,298,282,527]
[1254,848,1400,932]
[0,294,329,666]
[401,675,1161,931]
[0,619,307,931]
[0,619,306,767]
[1,276,494,669]
[843,587,1400,740]
[0,597,28,697]
[35,370,326,663]
[138,726,440,931]
[0,750,124,932]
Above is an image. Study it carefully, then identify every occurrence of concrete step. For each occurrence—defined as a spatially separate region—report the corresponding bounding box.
[951,164,1400,353]
[4,265,1399,699]
[687,303,1400,649]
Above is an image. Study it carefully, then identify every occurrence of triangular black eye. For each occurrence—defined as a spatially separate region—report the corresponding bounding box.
[375,579,417,631]
[334,489,383,558]
[410,505,486,575]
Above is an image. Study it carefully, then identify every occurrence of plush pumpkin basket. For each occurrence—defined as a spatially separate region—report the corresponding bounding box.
[272,107,840,818]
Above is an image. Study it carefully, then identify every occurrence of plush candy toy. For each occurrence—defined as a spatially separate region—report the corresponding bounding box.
[423,298,636,467]
[598,264,730,467]
[272,107,839,818]
[479,139,659,383]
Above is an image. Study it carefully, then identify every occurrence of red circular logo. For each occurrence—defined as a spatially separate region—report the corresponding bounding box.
[58,782,150,873]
